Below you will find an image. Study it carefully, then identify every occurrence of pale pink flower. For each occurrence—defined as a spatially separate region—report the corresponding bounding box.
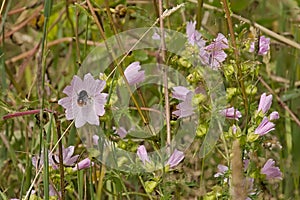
[214,164,229,177]
[220,107,242,120]
[137,145,151,165]
[186,21,206,48]
[58,73,107,128]
[255,117,275,136]
[199,33,229,69]
[73,158,93,171]
[92,135,99,145]
[249,36,270,55]
[257,93,272,114]
[124,62,145,85]
[172,86,192,101]
[52,146,79,167]
[172,91,194,118]
[115,127,128,139]
[269,111,279,121]
[165,149,185,168]
[261,159,282,180]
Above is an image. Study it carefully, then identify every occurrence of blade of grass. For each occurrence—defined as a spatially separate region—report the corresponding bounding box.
[40,0,53,197]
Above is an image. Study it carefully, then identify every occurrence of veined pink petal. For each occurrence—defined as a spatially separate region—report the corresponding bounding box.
[94,93,108,116]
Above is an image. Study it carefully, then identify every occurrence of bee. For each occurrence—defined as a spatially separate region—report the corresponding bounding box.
[77,90,89,107]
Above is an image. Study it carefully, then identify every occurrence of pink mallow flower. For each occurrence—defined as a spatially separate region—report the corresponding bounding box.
[186,21,206,48]
[172,86,195,118]
[124,62,145,85]
[261,159,282,180]
[269,111,279,121]
[172,92,195,118]
[220,107,242,120]
[214,164,229,177]
[92,135,99,146]
[257,93,272,114]
[255,117,275,136]
[172,86,192,101]
[165,149,185,168]
[115,126,128,139]
[137,145,151,165]
[53,146,79,167]
[199,33,229,70]
[249,36,270,55]
[73,158,93,171]
[58,73,107,128]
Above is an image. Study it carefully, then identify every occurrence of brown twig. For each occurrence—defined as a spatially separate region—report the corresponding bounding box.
[3,109,56,120]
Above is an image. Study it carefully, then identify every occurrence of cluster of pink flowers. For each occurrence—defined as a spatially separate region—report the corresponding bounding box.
[215,92,282,197]
[186,21,229,69]
[249,36,270,55]
[255,93,279,136]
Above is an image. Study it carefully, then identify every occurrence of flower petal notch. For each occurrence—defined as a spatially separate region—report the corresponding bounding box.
[58,73,108,128]
[124,61,145,85]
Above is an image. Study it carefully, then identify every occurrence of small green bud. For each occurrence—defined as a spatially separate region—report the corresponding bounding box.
[226,87,237,100]
[247,131,259,142]
[246,85,257,95]
[196,124,207,137]
[145,180,159,193]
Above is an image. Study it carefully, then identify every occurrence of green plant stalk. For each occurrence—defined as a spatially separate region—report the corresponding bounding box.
[196,0,203,30]
[41,0,52,199]
[220,0,249,121]
[0,0,11,90]
[77,169,84,200]
[43,115,53,200]
[55,113,65,199]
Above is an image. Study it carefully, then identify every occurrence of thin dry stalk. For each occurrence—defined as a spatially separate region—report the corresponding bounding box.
[231,140,246,200]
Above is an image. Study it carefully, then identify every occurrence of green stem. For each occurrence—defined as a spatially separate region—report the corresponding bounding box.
[220,0,249,119]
